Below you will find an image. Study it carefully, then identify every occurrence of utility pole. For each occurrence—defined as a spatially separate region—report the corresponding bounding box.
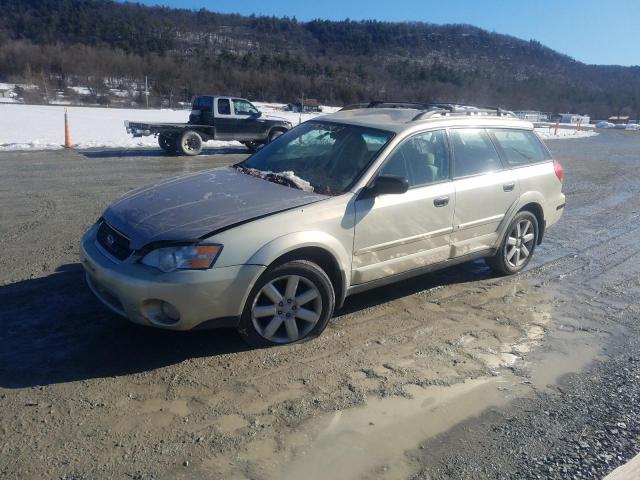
[299,92,304,125]
[145,76,149,109]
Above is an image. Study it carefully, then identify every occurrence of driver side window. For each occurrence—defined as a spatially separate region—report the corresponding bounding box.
[380,130,450,187]
[233,99,259,116]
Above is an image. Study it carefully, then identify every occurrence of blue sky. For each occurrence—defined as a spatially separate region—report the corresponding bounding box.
[131,0,640,66]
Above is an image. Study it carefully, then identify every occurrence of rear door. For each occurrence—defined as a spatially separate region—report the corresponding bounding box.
[352,130,455,284]
[214,98,235,140]
[450,128,520,257]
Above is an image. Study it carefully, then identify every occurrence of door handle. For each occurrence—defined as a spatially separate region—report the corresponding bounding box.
[433,196,449,207]
[503,182,515,192]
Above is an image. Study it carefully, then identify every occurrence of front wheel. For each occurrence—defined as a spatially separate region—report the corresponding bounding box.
[238,260,335,347]
[268,129,285,143]
[178,130,203,156]
[242,141,263,153]
[486,211,538,275]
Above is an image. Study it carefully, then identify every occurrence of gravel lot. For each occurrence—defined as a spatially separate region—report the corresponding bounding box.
[1,131,639,479]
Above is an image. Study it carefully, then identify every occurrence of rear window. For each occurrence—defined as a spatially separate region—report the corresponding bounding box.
[451,128,502,178]
[217,98,231,115]
[490,129,550,165]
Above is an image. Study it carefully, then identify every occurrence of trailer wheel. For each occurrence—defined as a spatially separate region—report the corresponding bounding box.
[179,131,203,156]
[158,134,177,154]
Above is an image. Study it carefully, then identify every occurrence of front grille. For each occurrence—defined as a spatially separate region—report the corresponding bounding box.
[96,221,132,261]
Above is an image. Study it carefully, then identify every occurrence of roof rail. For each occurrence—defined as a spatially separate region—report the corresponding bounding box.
[340,101,435,111]
[339,101,516,120]
[411,104,517,121]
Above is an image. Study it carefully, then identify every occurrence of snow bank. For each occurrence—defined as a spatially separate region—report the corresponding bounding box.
[5,103,601,151]
[534,127,598,140]
[0,103,335,151]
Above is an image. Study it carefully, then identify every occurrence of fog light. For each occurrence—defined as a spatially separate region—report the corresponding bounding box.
[161,301,180,322]
[141,299,181,326]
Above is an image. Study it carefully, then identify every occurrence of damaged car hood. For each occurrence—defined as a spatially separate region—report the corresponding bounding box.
[103,167,327,250]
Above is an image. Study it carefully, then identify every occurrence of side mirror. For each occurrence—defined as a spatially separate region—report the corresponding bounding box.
[254,111,262,117]
[369,174,409,196]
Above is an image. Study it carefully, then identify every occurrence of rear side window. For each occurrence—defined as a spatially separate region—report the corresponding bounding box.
[451,129,502,178]
[217,98,231,115]
[380,130,450,187]
[491,129,550,165]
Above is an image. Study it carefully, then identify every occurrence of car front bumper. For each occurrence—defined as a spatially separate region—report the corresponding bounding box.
[79,226,265,330]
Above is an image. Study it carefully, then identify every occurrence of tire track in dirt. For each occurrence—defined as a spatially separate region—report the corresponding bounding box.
[0,194,57,244]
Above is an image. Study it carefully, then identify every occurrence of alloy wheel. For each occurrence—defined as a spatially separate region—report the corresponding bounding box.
[505,219,536,268]
[182,137,199,152]
[251,275,322,343]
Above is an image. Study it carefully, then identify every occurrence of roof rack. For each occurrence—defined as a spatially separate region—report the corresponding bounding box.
[339,101,517,121]
[340,101,436,111]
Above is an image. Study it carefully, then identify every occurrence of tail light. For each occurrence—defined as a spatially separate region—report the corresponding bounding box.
[553,159,564,182]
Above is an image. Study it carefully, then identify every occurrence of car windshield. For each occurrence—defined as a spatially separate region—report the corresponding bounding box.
[236,122,394,195]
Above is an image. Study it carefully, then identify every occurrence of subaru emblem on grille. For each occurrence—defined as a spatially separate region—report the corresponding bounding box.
[106,234,115,246]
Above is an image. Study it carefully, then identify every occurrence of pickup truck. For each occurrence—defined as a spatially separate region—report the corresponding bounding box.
[124,96,293,156]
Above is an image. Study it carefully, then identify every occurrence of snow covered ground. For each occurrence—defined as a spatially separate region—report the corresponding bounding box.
[535,127,598,140]
[0,103,338,151]
[0,103,600,151]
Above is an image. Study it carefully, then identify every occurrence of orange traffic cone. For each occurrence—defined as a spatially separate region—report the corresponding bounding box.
[64,107,72,148]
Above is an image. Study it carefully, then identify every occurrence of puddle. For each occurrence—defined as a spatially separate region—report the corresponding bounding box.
[197,280,627,480]
[270,286,624,480]
[280,378,510,480]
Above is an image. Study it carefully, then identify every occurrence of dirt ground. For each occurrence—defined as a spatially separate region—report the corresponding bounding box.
[1,132,639,479]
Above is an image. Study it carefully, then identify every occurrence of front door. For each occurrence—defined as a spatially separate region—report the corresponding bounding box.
[352,130,455,284]
[232,99,264,140]
[449,128,520,256]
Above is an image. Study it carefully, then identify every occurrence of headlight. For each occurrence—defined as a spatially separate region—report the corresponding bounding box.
[141,244,222,272]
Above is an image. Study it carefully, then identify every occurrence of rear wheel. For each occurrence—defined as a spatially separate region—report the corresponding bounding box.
[486,211,538,275]
[158,134,177,154]
[178,130,203,156]
[238,260,335,347]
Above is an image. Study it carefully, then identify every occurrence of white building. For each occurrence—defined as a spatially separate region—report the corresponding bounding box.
[559,113,590,125]
[514,111,549,122]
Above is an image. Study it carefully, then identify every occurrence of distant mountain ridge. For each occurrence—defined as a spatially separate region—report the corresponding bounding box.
[0,0,638,118]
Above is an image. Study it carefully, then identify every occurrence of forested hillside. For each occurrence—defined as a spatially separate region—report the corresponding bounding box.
[1,0,639,118]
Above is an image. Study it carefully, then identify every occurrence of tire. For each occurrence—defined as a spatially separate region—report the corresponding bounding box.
[158,134,177,154]
[237,260,335,347]
[268,129,285,143]
[486,210,539,275]
[178,130,203,156]
[242,141,262,153]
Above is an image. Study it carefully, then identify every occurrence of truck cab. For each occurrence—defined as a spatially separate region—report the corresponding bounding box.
[189,96,287,143]
[125,95,293,156]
